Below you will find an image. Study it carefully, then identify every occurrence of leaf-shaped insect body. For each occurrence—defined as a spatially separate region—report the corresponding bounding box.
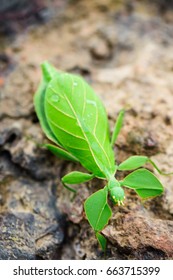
[44,67,116,179]
[34,62,168,251]
[108,177,125,205]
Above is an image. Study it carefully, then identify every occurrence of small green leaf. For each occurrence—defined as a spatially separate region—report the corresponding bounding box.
[118,156,148,171]
[118,156,173,175]
[62,171,94,185]
[120,168,164,198]
[46,143,79,162]
[111,109,125,147]
[96,232,107,251]
[84,188,112,231]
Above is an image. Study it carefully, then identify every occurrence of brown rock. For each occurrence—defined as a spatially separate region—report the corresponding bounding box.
[103,214,173,259]
[89,37,112,60]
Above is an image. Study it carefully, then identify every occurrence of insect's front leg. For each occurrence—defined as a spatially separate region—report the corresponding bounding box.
[62,171,95,193]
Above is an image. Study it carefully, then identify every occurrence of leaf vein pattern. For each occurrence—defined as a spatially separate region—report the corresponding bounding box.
[65,75,106,175]
[92,102,111,168]
[102,127,108,147]
[48,86,65,99]
[66,145,90,151]
[46,98,76,120]
[47,117,86,140]
[95,200,107,230]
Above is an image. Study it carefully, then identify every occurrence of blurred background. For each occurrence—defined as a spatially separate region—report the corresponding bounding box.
[0,0,173,260]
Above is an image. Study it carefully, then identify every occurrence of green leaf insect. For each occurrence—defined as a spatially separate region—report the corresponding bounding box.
[34,62,171,250]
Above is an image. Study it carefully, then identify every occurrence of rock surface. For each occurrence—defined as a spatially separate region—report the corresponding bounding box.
[103,213,173,259]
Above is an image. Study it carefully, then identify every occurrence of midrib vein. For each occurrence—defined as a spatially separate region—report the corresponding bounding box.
[64,76,112,176]
[95,201,107,230]
[92,102,111,167]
